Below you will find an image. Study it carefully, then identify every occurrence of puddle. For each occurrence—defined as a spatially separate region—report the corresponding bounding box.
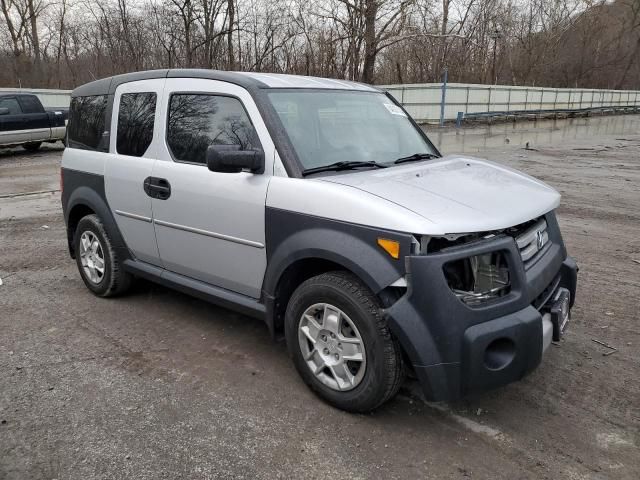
[424,114,640,154]
[596,432,636,450]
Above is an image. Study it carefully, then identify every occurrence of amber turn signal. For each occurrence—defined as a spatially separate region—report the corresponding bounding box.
[377,238,400,259]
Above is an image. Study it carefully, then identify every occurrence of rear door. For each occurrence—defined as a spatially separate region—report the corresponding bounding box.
[0,96,29,144]
[17,95,51,141]
[104,79,165,266]
[150,78,275,298]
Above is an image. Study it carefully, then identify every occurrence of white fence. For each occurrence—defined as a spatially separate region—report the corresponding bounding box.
[3,83,640,122]
[381,83,640,123]
[0,87,72,108]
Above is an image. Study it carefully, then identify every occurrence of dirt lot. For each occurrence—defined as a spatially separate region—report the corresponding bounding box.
[1,123,639,479]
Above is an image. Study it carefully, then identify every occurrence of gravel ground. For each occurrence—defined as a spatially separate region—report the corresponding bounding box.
[1,124,639,479]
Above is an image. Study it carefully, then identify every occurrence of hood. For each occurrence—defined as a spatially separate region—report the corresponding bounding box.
[318,155,561,235]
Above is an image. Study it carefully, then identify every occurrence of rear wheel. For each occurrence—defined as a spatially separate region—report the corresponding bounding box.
[74,214,132,297]
[23,142,42,152]
[285,271,404,412]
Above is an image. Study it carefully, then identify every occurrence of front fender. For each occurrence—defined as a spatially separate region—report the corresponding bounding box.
[263,207,414,296]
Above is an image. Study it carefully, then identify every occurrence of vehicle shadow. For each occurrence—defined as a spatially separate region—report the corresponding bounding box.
[0,143,64,159]
[123,275,501,425]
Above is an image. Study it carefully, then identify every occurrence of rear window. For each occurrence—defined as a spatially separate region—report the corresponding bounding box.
[18,95,44,114]
[116,92,157,157]
[68,95,107,150]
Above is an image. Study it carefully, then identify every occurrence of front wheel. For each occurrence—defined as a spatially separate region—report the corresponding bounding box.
[285,271,404,412]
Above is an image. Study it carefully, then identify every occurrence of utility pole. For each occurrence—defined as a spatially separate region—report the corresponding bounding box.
[490,27,502,85]
[439,68,448,127]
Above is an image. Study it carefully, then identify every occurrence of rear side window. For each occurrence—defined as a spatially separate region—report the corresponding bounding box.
[68,95,107,150]
[0,97,21,114]
[116,92,157,157]
[167,94,259,164]
[18,95,44,114]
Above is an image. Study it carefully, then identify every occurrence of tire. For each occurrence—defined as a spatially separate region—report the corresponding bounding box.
[74,214,132,297]
[285,271,404,412]
[23,142,42,152]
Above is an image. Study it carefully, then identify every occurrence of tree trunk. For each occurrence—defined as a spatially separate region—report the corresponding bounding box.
[361,0,378,83]
[227,0,235,69]
[56,0,67,88]
[27,0,41,65]
[0,0,17,50]
[437,0,450,76]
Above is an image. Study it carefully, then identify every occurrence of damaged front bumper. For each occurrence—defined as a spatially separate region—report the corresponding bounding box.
[385,213,578,402]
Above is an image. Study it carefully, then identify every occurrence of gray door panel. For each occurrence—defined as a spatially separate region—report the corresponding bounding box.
[105,155,160,264]
[151,160,269,297]
[104,79,166,266]
[150,78,276,298]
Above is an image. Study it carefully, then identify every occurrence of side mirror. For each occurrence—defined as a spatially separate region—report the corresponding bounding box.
[206,145,265,174]
[0,107,9,115]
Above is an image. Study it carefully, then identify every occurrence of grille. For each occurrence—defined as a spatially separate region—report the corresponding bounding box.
[532,273,561,310]
[515,218,550,264]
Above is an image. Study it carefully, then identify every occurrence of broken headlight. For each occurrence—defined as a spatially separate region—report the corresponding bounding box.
[443,252,510,306]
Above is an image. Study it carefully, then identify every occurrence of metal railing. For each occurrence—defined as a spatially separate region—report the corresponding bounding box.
[3,83,640,123]
[381,83,640,124]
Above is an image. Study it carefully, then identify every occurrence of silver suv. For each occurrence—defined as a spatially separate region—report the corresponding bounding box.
[61,69,578,412]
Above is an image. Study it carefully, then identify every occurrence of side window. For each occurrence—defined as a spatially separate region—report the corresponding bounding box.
[167,94,259,164]
[0,97,22,114]
[116,92,157,157]
[68,95,107,150]
[18,95,44,114]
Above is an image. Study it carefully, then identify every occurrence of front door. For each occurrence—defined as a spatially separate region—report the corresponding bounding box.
[150,78,275,298]
[104,79,165,266]
[0,96,29,144]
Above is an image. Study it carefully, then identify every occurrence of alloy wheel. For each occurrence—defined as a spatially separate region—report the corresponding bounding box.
[298,303,366,391]
[79,231,105,284]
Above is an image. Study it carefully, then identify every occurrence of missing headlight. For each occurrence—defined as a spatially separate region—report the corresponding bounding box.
[443,252,510,306]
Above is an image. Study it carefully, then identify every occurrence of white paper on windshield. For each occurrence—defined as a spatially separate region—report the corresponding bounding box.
[383,103,407,117]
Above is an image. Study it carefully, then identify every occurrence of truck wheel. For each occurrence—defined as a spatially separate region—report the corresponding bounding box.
[74,214,132,297]
[23,142,42,152]
[285,271,404,412]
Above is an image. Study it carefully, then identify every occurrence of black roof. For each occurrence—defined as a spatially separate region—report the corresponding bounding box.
[71,69,269,98]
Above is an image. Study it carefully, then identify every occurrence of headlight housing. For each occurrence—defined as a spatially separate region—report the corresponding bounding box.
[443,252,510,306]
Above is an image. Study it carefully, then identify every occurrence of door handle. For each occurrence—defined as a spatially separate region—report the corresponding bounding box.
[153,178,171,200]
[143,177,171,200]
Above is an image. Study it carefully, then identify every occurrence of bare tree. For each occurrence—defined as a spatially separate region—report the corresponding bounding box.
[1,0,639,89]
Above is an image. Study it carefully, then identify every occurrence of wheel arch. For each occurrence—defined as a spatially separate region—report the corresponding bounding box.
[262,221,413,338]
[66,203,95,257]
[265,255,354,337]
[64,183,129,260]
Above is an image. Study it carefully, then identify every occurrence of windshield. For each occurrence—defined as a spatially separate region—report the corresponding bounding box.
[267,90,438,172]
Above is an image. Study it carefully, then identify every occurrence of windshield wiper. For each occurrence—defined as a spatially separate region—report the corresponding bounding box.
[393,152,439,164]
[302,160,389,176]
